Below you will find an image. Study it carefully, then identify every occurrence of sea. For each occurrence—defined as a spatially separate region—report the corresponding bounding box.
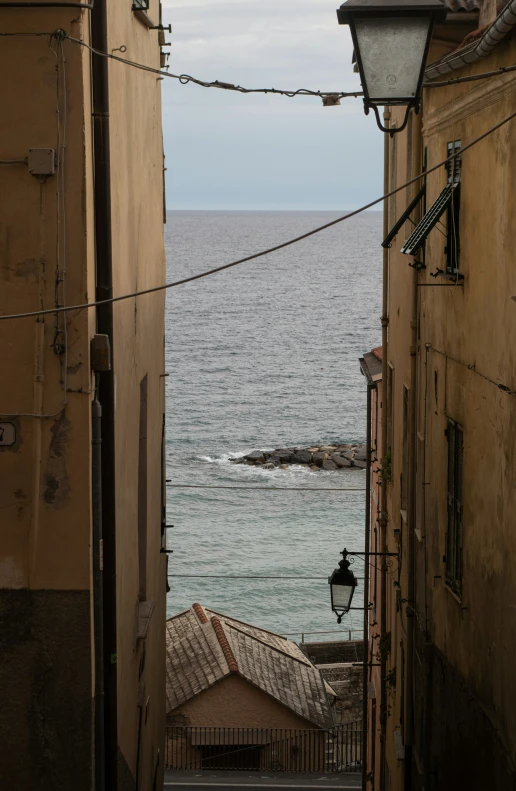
[164,210,383,642]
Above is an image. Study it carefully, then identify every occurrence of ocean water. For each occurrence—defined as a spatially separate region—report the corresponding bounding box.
[164,210,382,641]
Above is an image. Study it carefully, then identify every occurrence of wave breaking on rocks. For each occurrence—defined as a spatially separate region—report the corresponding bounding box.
[231,443,367,471]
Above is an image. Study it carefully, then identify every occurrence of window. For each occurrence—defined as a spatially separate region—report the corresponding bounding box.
[400,386,409,511]
[445,140,461,274]
[445,419,463,595]
[133,0,150,9]
[386,364,394,460]
[138,375,148,600]
[401,142,461,259]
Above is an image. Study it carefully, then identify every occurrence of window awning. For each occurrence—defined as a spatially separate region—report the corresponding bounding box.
[401,183,455,256]
[381,186,425,249]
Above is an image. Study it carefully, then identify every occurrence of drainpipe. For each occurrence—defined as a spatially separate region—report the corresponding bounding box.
[425,0,516,79]
[404,108,423,791]
[362,380,373,791]
[91,1,117,787]
[379,108,391,791]
[92,395,105,791]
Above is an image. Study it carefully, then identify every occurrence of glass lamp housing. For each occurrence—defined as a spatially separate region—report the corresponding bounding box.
[337,0,447,110]
[328,558,358,621]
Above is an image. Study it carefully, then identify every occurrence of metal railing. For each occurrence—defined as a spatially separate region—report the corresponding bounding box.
[165,722,362,773]
[280,629,364,643]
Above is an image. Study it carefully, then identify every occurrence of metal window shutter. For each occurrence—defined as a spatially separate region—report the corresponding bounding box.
[446,142,461,184]
[445,420,456,587]
[381,186,426,249]
[401,184,455,256]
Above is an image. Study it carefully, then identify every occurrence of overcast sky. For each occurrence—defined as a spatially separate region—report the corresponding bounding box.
[161,0,383,210]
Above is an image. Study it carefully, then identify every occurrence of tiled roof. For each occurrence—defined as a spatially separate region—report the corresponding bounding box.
[371,346,382,361]
[444,0,480,11]
[166,605,336,729]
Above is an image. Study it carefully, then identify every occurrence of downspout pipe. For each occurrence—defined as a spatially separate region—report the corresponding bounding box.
[92,396,105,791]
[425,0,516,79]
[405,107,424,791]
[358,369,374,791]
[379,108,391,791]
[91,1,117,787]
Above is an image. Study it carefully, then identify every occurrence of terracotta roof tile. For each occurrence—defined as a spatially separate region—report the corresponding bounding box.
[371,346,383,361]
[211,616,239,673]
[192,602,209,624]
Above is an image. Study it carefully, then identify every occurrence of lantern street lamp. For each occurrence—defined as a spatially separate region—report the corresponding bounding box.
[337,0,447,132]
[329,548,400,622]
[328,548,358,623]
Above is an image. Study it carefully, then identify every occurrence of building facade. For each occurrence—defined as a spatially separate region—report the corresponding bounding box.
[0,2,168,789]
[362,1,516,789]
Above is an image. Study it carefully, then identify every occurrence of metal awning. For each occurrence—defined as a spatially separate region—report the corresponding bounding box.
[401,183,455,256]
[381,185,426,249]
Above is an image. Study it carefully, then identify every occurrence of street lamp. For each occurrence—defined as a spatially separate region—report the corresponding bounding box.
[328,548,358,623]
[337,0,447,132]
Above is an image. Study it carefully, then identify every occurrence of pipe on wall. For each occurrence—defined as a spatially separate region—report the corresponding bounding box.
[425,0,516,79]
[92,396,105,791]
[0,2,93,7]
[379,108,391,791]
[405,107,424,791]
[91,0,117,787]
[362,381,373,791]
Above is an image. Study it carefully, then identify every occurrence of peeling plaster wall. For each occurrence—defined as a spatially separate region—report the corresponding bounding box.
[0,7,95,788]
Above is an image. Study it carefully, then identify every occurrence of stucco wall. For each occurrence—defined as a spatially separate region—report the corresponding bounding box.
[104,2,167,788]
[0,590,91,791]
[0,8,95,789]
[377,30,516,791]
[0,3,166,790]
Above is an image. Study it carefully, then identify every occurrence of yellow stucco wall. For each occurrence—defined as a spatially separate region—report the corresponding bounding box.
[374,29,516,791]
[104,2,167,788]
[0,4,166,790]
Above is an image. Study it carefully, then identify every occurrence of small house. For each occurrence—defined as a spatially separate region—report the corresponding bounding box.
[165,604,338,771]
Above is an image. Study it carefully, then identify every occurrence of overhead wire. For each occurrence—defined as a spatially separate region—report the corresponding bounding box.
[62,33,362,101]
[2,29,516,95]
[167,484,366,492]
[3,100,516,325]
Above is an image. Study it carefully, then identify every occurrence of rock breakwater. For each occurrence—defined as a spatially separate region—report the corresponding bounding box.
[232,443,367,471]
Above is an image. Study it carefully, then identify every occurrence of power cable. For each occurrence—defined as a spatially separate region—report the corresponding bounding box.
[167,484,366,492]
[428,345,516,395]
[169,575,333,580]
[425,61,516,89]
[62,33,361,101]
[3,102,516,324]
[3,29,516,94]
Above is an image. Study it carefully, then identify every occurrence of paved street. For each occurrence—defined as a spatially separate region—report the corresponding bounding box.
[164,770,361,789]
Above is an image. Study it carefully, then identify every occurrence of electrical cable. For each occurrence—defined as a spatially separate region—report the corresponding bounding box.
[168,575,332,580]
[167,484,366,492]
[72,31,516,95]
[428,345,515,394]
[3,102,516,324]
[62,33,362,101]
[3,29,516,94]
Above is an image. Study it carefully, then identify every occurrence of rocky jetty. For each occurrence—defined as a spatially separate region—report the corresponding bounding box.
[232,443,367,471]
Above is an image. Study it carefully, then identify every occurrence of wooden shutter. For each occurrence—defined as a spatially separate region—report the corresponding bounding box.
[445,420,456,588]
[454,425,464,594]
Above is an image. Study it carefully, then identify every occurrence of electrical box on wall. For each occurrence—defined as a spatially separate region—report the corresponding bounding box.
[91,334,112,372]
[28,148,55,176]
